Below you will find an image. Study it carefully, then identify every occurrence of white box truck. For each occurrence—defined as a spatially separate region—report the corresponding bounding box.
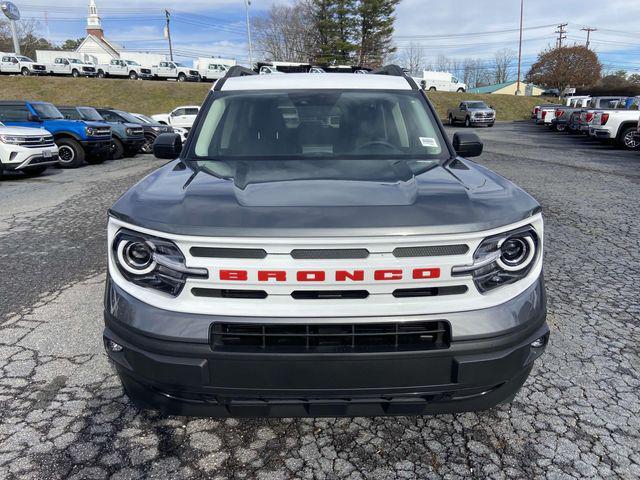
[421,71,467,92]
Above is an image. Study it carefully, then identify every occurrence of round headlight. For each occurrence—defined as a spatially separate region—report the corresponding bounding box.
[117,240,155,274]
[86,127,95,136]
[125,128,133,135]
[497,235,536,271]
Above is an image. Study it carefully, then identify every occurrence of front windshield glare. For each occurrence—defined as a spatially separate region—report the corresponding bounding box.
[33,104,64,119]
[78,107,104,121]
[467,102,488,108]
[116,111,141,123]
[194,90,446,161]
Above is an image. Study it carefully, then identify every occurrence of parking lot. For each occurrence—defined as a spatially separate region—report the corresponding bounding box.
[0,121,639,479]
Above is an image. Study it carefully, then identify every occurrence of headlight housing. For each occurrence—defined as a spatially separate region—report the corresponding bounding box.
[452,225,539,293]
[0,135,24,144]
[125,128,133,136]
[112,229,207,296]
[85,126,95,136]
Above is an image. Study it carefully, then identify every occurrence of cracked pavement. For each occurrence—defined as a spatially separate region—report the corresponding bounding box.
[0,123,639,479]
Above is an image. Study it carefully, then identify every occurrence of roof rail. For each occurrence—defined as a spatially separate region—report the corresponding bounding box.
[214,65,256,91]
[371,64,419,90]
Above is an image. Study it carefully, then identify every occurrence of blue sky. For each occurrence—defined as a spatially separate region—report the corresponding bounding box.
[14,0,640,74]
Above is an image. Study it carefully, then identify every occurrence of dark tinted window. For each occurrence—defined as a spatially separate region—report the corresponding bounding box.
[58,108,82,120]
[0,105,30,122]
[185,108,199,115]
[98,110,121,122]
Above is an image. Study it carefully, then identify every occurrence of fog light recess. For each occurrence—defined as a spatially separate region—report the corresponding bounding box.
[106,340,124,352]
[530,336,546,349]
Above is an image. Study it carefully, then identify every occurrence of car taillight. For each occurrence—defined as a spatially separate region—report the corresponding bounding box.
[586,113,594,123]
[600,113,609,125]
[534,107,539,115]
[555,109,564,118]
[542,111,547,119]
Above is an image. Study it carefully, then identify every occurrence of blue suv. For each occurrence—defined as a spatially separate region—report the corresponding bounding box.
[0,101,112,168]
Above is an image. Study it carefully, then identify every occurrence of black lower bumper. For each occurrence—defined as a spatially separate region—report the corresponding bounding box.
[123,138,145,152]
[81,139,112,154]
[104,284,548,417]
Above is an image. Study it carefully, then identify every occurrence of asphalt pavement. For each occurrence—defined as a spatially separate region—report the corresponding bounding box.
[1,122,639,479]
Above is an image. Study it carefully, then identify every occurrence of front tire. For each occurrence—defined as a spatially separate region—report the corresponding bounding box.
[97,70,105,78]
[428,86,436,92]
[457,88,465,92]
[141,134,156,154]
[488,123,494,128]
[56,138,85,168]
[619,126,640,150]
[111,138,125,159]
[448,114,455,125]
[71,69,80,78]
[177,73,186,82]
[129,71,139,80]
[465,117,471,128]
[21,67,30,76]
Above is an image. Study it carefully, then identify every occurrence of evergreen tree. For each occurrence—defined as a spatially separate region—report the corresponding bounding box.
[334,0,358,63]
[356,0,400,68]
[312,0,339,64]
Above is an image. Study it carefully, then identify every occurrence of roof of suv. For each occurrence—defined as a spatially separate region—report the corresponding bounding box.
[216,73,413,92]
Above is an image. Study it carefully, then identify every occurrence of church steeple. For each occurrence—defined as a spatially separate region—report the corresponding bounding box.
[87,0,104,39]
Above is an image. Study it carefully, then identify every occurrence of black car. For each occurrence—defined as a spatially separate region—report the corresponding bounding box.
[96,109,174,154]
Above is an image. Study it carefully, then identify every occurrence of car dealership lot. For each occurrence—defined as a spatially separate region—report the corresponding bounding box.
[1,123,639,479]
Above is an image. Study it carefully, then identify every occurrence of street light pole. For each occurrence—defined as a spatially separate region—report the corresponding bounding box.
[516,0,524,95]
[165,9,173,62]
[244,0,254,68]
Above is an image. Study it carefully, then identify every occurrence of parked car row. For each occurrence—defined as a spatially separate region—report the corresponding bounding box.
[0,101,175,178]
[0,53,223,82]
[532,95,640,150]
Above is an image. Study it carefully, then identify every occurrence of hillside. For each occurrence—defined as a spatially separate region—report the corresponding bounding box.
[0,76,544,120]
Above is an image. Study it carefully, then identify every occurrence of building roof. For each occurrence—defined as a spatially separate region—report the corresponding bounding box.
[468,80,542,94]
[218,73,412,91]
[77,34,120,58]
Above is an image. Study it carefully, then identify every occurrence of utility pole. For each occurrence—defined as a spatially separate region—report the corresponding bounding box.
[243,0,253,68]
[581,27,597,49]
[555,23,567,49]
[165,9,173,61]
[516,0,524,95]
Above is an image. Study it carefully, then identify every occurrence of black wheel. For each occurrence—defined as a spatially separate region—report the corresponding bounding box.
[111,138,125,159]
[465,117,471,128]
[488,123,494,128]
[448,114,455,125]
[177,73,187,82]
[97,70,105,78]
[129,71,138,80]
[619,126,640,150]
[21,67,30,76]
[56,138,85,168]
[457,88,465,92]
[428,86,436,92]
[22,166,48,177]
[141,134,156,154]
[555,123,565,132]
[71,69,80,78]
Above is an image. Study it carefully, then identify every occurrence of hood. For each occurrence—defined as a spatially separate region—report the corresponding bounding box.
[0,126,49,136]
[83,121,111,128]
[110,157,540,237]
[469,107,494,113]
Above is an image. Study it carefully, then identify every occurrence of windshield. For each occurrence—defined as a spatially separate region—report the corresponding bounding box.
[191,90,447,178]
[467,101,488,109]
[77,107,104,121]
[69,59,82,64]
[114,110,141,123]
[125,60,140,66]
[17,56,34,62]
[135,114,154,123]
[175,62,188,68]
[33,103,64,120]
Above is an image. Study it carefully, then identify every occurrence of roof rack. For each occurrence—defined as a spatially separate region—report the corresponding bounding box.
[371,64,419,90]
[214,65,257,91]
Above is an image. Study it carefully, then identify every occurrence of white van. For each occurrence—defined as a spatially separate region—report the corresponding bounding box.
[421,71,467,92]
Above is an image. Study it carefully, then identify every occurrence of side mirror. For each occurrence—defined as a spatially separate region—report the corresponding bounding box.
[153,132,182,159]
[27,113,42,122]
[453,132,483,158]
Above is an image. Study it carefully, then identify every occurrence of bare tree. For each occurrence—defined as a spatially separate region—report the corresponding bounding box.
[399,42,424,75]
[493,48,516,84]
[252,2,316,63]
[435,54,450,72]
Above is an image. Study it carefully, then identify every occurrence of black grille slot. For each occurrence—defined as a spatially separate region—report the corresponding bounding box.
[190,247,267,259]
[291,290,369,300]
[393,285,468,298]
[211,321,450,353]
[393,244,469,257]
[192,288,267,299]
[290,249,369,259]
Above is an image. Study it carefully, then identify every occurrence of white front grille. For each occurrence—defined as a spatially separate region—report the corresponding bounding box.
[108,215,543,318]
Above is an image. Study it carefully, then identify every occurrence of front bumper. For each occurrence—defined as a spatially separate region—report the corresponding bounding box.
[80,138,112,154]
[1,151,59,170]
[103,275,548,417]
[470,117,495,124]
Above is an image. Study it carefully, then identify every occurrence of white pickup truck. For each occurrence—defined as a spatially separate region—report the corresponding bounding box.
[0,122,59,177]
[590,98,640,150]
[152,61,200,82]
[151,106,200,130]
[197,62,229,82]
[46,57,97,77]
[96,59,153,80]
[0,53,47,76]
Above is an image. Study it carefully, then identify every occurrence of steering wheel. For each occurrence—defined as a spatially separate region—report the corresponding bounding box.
[356,140,399,152]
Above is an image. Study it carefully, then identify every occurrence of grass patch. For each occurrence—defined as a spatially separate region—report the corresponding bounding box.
[0,76,548,120]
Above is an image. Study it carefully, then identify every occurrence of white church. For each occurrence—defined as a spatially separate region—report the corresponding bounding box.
[36,0,167,67]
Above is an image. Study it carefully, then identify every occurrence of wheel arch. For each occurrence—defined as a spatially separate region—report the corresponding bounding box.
[53,131,82,142]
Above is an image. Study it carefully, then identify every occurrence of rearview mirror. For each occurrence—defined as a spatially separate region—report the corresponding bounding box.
[453,132,483,158]
[153,132,182,159]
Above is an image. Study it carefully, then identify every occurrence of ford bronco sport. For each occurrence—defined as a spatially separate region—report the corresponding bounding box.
[104,65,549,417]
